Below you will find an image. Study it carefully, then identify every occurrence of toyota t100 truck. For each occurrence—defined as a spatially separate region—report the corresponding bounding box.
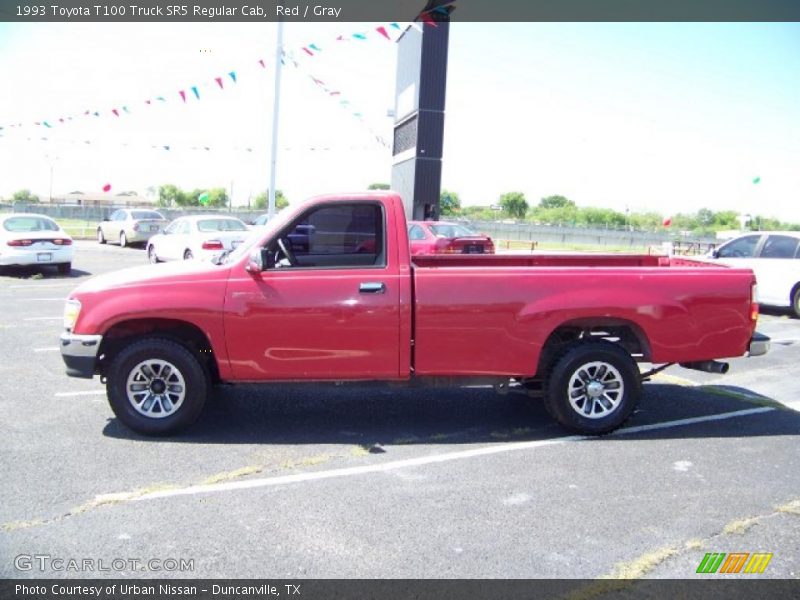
[60,192,769,436]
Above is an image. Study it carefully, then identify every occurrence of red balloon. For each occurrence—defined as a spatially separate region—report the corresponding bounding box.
[102,183,111,192]
[662,217,672,227]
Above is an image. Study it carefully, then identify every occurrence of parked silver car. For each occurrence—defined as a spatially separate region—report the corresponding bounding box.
[97,209,168,247]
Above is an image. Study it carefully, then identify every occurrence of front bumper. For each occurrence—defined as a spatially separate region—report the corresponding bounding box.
[748,332,770,357]
[60,332,102,378]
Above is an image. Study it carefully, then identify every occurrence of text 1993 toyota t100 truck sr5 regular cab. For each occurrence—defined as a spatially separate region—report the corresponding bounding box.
[60,192,770,436]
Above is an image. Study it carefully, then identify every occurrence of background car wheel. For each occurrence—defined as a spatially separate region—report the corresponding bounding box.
[183,249,193,260]
[119,232,127,247]
[792,286,800,319]
[106,337,209,436]
[147,245,160,264]
[57,262,71,275]
[544,341,641,435]
[97,228,106,244]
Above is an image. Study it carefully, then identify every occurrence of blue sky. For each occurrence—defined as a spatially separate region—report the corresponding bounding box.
[0,21,798,222]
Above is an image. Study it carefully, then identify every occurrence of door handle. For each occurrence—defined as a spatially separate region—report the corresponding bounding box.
[359,282,386,294]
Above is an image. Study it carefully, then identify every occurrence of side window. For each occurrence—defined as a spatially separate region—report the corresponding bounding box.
[179,221,191,235]
[165,220,181,234]
[115,211,127,222]
[408,225,425,241]
[276,203,384,268]
[718,235,761,259]
[760,235,800,259]
[109,210,121,221]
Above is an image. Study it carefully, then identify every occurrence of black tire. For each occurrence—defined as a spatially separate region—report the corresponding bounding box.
[57,262,71,275]
[147,245,160,264]
[544,341,641,435]
[119,231,128,248]
[792,286,800,319]
[97,228,106,244]
[106,337,209,436]
[183,249,193,260]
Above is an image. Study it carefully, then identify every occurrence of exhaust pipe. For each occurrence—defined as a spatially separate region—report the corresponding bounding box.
[680,361,730,374]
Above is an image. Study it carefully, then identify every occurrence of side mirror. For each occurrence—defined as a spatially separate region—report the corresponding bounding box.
[711,249,720,259]
[102,217,109,222]
[245,248,274,273]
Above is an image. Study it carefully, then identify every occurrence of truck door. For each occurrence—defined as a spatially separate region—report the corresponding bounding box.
[224,201,402,380]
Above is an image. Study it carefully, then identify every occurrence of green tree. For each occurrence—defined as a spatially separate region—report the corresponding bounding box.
[439,189,461,216]
[12,189,40,203]
[499,192,528,219]
[252,190,288,211]
[367,183,390,190]
[539,195,576,210]
[158,184,186,207]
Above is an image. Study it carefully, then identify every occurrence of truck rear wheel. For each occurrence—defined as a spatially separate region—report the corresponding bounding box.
[106,338,208,436]
[545,341,640,435]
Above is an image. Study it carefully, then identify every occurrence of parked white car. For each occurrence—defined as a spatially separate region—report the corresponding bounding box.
[146,215,250,263]
[707,231,800,317]
[0,213,74,274]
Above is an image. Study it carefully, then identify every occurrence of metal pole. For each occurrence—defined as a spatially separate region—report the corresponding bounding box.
[268,20,284,219]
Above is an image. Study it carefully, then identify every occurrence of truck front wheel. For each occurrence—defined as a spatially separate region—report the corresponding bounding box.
[106,338,208,436]
[545,342,640,435]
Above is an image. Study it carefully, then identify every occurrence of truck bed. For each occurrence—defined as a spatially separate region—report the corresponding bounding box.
[411,253,753,377]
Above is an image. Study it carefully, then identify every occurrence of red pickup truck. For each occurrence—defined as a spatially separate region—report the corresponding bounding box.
[60,192,769,436]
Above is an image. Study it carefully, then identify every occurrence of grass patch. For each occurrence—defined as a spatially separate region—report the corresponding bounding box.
[201,465,263,485]
[601,545,680,579]
[722,517,760,535]
[776,499,800,516]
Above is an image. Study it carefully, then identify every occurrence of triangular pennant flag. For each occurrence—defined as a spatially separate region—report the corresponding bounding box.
[191,86,200,100]
[258,59,265,69]
[336,35,346,41]
[43,121,52,128]
[112,109,120,117]
[229,71,237,83]
[156,96,166,102]
[352,33,367,40]
[122,106,131,113]
[163,145,170,151]
[420,13,438,27]
[330,91,341,96]
[302,47,314,56]
[215,76,224,89]
[179,90,187,103]
[391,22,401,30]
[376,26,390,40]
[145,99,152,105]
[309,44,321,52]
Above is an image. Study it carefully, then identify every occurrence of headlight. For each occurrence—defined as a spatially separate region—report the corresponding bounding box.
[63,299,81,331]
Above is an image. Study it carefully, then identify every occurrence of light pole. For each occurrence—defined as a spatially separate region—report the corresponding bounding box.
[46,154,59,203]
[268,20,284,220]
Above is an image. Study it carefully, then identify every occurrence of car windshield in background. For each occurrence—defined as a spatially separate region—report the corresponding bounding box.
[430,224,476,238]
[197,219,247,232]
[3,216,60,232]
[131,211,164,220]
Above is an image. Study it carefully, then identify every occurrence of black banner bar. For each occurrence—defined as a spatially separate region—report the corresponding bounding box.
[2,0,800,23]
[2,579,800,600]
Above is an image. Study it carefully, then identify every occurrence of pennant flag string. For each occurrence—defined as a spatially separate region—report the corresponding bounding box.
[0,21,407,132]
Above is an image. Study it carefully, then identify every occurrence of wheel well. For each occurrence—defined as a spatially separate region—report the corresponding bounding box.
[97,319,219,383]
[536,319,651,378]
[791,282,800,302]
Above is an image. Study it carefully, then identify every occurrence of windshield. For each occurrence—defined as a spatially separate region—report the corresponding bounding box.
[131,210,164,220]
[429,223,477,238]
[3,216,60,232]
[217,209,296,265]
[197,218,248,232]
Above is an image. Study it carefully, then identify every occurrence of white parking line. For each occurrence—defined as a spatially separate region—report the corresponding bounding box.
[54,390,106,397]
[9,283,76,289]
[23,317,63,321]
[34,347,59,353]
[136,407,774,503]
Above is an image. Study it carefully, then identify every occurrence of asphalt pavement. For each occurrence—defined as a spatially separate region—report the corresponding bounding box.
[0,241,798,580]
